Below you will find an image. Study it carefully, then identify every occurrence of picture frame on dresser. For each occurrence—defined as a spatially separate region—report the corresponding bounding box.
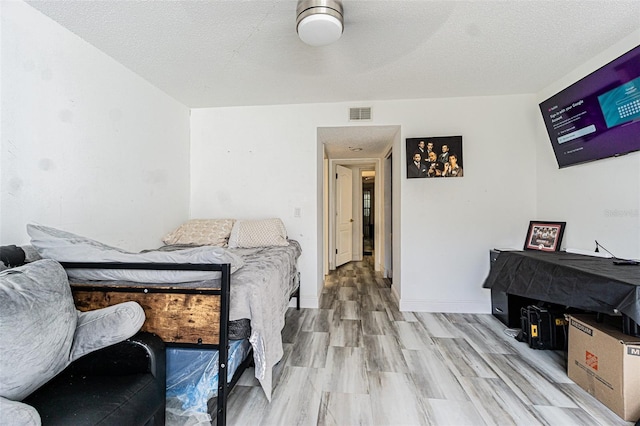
[524,221,566,252]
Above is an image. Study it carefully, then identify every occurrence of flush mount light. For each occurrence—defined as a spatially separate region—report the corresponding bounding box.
[296,0,344,47]
[349,147,363,152]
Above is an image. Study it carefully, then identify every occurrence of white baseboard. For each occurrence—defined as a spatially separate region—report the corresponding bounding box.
[294,286,490,313]
[390,284,400,308]
[399,298,491,314]
[294,296,319,309]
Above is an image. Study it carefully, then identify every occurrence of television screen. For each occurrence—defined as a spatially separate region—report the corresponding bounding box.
[539,45,640,168]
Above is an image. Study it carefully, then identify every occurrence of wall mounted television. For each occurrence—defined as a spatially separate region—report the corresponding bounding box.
[539,45,640,168]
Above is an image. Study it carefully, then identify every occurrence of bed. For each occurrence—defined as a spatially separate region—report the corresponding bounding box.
[26,222,302,425]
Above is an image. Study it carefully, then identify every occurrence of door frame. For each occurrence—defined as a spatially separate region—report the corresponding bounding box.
[328,158,383,271]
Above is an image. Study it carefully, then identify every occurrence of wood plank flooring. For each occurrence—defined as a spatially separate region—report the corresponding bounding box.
[223,257,633,426]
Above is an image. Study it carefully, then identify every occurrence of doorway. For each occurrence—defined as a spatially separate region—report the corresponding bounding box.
[362,171,375,256]
[319,125,399,281]
[327,159,383,273]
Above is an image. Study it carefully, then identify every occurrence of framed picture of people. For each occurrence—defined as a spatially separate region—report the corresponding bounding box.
[406,136,463,179]
[524,221,566,252]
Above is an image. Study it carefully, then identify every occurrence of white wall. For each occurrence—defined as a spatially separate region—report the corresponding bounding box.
[389,96,539,313]
[535,30,640,260]
[0,2,191,250]
[190,104,334,307]
[190,94,539,311]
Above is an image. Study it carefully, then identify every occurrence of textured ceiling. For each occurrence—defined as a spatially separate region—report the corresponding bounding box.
[23,0,640,158]
[320,125,399,159]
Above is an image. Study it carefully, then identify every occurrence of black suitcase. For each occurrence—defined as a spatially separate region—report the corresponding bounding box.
[519,305,567,350]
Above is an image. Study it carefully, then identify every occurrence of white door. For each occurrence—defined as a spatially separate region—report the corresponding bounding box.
[336,165,353,267]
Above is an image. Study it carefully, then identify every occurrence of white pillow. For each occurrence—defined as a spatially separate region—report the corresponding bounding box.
[27,224,243,283]
[227,218,289,248]
[162,219,235,247]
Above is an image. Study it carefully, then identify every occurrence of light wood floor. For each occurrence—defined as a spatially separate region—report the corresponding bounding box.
[223,257,633,426]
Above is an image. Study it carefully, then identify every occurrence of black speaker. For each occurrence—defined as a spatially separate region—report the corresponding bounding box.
[491,289,537,328]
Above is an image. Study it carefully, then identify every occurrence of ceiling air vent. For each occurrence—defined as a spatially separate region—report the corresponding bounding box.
[349,107,372,121]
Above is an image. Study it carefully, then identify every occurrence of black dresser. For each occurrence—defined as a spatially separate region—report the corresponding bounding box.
[485,249,640,336]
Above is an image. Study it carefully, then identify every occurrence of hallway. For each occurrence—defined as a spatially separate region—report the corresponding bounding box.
[225,257,630,425]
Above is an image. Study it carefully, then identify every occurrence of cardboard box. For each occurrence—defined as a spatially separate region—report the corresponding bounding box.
[567,314,640,421]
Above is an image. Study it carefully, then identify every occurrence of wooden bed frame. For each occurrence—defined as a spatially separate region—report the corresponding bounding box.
[62,261,243,426]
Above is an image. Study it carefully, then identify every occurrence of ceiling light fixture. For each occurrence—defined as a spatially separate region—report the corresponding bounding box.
[296,0,344,47]
[349,147,363,152]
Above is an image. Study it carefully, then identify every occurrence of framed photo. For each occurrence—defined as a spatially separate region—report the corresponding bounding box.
[524,221,566,252]
[406,136,463,179]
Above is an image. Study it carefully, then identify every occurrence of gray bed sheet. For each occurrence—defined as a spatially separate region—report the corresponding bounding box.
[69,240,302,400]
